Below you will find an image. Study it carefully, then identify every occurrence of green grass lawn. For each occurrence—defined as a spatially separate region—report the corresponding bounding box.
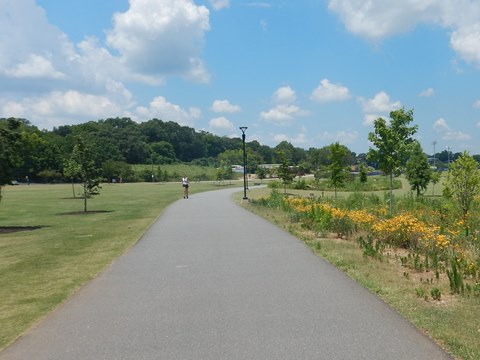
[0,181,240,350]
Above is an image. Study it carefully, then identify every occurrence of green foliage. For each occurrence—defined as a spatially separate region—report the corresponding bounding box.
[447,260,465,295]
[276,150,295,193]
[367,108,418,213]
[256,166,267,181]
[216,161,234,182]
[359,163,368,184]
[293,179,308,190]
[0,119,23,195]
[37,169,62,183]
[405,141,431,197]
[328,142,349,197]
[69,137,102,212]
[443,151,480,232]
[102,160,135,182]
[431,288,442,301]
[357,235,383,259]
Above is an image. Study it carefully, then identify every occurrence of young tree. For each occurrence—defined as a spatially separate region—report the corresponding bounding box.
[256,166,267,183]
[216,160,233,184]
[276,151,294,194]
[359,163,368,184]
[328,142,349,198]
[443,151,480,235]
[405,141,431,197]
[0,119,22,204]
[430,171,441,197]
[69,137,102,212]
[64,158,81,198]
[367,108,418,214]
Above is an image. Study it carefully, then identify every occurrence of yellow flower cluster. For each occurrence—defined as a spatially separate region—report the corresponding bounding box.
[282,196,456,251]
[283,197,312,212]
[330,207,347,219]
[347,210,376,227]
[371,212,439,248]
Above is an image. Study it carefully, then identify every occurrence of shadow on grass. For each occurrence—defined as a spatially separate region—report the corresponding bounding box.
[0,226,46,234]
[58,210,114,216]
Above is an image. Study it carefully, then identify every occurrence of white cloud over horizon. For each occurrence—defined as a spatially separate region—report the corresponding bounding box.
[260,86,308,125]
[433,117,471,140]
[132,96,201,126]
[209,116,235,132]
[359,91,402,126]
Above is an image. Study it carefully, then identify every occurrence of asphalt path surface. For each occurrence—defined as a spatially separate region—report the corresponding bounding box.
[0,187,452,360]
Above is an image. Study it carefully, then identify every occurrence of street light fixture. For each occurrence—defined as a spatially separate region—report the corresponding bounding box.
[239,126,248,200]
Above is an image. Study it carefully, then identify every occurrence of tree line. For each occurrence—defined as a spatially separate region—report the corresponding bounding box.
[0,111,476,191]
[0,116,360,184]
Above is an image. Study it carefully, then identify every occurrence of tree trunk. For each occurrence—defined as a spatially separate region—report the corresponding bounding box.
[389,172,393,215]
[71,179,76,198]
[83,181,87,212]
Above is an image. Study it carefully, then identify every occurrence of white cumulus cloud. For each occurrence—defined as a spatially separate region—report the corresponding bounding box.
[211,99,241,113]
[133,96,201,126]
[419,88,435,97]
[260,86,308,125]
[318,130,358,145]
[209,0,230,10]
[359,91,401,125]
[106,0,211,82]
[261,104,310,125]
[273,86,297,104]
[0,89,130,130]
[433,117,471,140]
[209,116,235,131]
[272,131,308,146]
[310,79,351,103]
[4,53,65,79]
[328,0,480,66]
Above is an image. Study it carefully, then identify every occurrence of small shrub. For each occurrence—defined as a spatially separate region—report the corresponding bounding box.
[415,287,426,298]
[431,287,442,301]
[447,260,465,294]
[357,235,383,259]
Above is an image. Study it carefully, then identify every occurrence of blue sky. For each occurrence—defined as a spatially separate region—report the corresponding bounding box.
[2,0,480,155]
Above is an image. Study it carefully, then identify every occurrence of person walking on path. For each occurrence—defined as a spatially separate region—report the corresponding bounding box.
[182,175,189,199]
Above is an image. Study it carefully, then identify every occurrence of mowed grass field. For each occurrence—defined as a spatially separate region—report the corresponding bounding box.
[0,181,240,350]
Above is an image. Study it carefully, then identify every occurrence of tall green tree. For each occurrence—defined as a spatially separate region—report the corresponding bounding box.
[405,141,431,197]
[69,137,102,212]
[443,151,480,235]
[0,119,22,203]
[367,108,418,213]
[328,142,349,198]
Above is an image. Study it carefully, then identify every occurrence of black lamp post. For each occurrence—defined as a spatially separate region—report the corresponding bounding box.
[239,126,248,200]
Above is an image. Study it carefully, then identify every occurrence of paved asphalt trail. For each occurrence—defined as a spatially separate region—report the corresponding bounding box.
[1,188,452,360]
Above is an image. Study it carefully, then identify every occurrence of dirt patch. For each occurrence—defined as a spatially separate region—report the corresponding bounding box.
[0,226,44,234]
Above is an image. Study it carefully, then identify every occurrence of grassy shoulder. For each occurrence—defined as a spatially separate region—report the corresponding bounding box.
[0,181,240,350]
[238,186,479,360]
